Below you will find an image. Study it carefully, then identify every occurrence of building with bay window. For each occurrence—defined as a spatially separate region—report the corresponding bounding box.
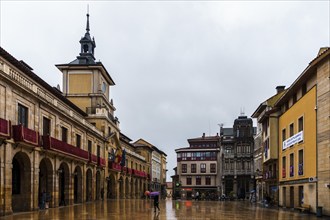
[220,115,255,199]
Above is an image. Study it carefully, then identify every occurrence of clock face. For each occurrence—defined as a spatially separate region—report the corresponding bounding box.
[102,82,107,93]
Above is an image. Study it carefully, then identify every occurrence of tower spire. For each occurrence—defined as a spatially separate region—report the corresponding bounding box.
[86,5,90,33]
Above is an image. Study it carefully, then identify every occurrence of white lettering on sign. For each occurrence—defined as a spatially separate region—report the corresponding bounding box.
[283,131,304,150]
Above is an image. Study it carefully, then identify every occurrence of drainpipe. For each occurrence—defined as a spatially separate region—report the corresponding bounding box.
[315,84,318,212]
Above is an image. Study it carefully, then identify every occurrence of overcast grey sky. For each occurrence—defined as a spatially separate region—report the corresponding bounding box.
[1,1,329,180]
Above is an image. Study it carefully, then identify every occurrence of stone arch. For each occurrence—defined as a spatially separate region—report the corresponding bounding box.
[119,175,124,199]
[125,177,130,198]
[134,179,139,198]
[58,162,70,206]
[39,157,53,208]
[130,178,134,198]
[106,174,116,199]
[12,152,32,212]
[73,165,83,203]
[96,170,101,200]
[86,168,92,201]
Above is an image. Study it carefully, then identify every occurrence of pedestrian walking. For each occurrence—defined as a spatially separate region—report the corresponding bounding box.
[40,190,46,209]
[101,188,104,200]
[153,194,160,212]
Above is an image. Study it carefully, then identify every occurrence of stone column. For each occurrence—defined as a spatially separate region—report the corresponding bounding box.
[32,151,40,211]
[4,142,13,215]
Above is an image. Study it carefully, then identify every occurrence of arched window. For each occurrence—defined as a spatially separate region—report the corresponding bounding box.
[83,44,89,53]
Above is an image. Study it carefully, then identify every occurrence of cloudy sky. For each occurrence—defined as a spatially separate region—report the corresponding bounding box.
[1,1,329,179]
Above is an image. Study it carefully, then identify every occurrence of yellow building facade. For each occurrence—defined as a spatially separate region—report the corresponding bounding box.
[277,47,330,215]
[278,86,317,210]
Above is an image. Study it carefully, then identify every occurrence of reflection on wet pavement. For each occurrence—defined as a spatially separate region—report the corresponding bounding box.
[0,199,326,220]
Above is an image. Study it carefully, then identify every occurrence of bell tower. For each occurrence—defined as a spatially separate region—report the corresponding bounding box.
[76,13,96,65]
[56,12,119,137]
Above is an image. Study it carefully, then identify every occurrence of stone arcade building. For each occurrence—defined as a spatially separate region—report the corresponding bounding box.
[0,13,153,216]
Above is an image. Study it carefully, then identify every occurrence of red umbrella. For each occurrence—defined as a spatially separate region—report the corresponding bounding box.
[144,191,150,196]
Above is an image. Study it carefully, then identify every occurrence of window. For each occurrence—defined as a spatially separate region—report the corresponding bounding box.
[210,163,216,173]
[200,163,206,173]
[302,83,307,96]
[205,176,211,185]
[182,164,187,173]
[298,149,304,175]
[191,164,196,173]
[61,127,68,143]
[282,156,286,178]
[289,123,294,137]
[282,129,286,143]
[191,152,196,160]
[290,153,294,177]
[18,103,28,127]
[263,120,268,136]
[293,93,297,104]
[196,176,201,185]
[43,117,51,136]
[210,152,217,160]
[88,140,92,153]
[186,176,192,185]
[200,152,206,160]
[237,145,241,153]
[182,153,187,161]
[298,117,304,132]
[97,145,100,157]
[264,139,269,159]
[76,134,81,148]
[247,161,251,170]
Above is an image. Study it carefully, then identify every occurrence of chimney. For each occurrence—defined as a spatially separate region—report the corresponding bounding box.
[202,133,205,138]
[276,86,285,94]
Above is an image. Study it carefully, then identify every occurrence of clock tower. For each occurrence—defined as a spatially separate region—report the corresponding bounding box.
[56,12,119,137]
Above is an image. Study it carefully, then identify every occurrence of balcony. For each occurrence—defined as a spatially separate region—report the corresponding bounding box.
[98,156,106,167]
[108,161,121,171]
[42,135,89,161]
[0,118,11,138]
[13,124,39,146]
[86,107,116,123]
[282,168,286,178]
[132,169,147,178]
[264,170,277,181]
[89,153,98,165]
[122,167,133,175]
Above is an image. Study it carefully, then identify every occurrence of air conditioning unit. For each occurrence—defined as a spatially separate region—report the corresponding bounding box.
[309,177,317,182]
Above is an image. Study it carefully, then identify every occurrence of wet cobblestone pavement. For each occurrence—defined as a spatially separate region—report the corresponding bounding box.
[0,199,328,220]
